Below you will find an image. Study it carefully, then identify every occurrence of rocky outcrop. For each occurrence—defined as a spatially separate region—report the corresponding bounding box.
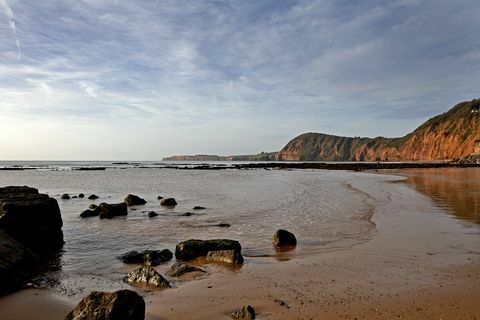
[124,194,146,206]
[165,262,206,277]
[231,305,256,319]
[175,239,242,261]
[0,186,64,253]
[160,198,177,206]
[206,249,244,265]
[65,290,145,320]
[118,249,173,266]
[96,203,127,219]
[277,99,480,161]
[124,266,170,288]
[272,229,297,247]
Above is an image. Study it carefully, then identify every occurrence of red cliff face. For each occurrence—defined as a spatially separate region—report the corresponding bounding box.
[277,100,480,161]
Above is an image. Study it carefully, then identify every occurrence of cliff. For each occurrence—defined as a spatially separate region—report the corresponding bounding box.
[277,99,480,161]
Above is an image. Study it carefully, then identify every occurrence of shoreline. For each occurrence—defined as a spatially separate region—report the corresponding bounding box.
[0,170,479,319]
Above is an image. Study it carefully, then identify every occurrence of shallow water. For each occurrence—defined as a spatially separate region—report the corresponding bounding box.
[0,165,478,296]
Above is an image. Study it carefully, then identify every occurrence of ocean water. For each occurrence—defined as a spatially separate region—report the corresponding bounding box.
[0,162,478,295]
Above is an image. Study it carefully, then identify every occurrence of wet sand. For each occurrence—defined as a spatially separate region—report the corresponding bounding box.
[0,170,479,319]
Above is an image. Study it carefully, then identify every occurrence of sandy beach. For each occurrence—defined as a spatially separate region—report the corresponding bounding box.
[0,168,479,319]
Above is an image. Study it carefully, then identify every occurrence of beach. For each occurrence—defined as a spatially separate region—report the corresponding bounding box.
[0,165,479,319]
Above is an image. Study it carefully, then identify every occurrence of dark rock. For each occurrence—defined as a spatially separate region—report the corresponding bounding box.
[124,194,147,206]
[0,230,39,295]
[124,266,170,288]
[193,206,206,210]
[78,193,85,198]
[182,212,194,216]
[175,239,242,261]
[118,249,173,266]
[165,262,206,277]
[61,194,70,200]
[89,204,98,210]
[160,198,177,206]
[216,223,231,228]
[231,305,255,319]
[148,211,158,217]
[206,249,243,265]
[72,196,78,199]
[272,229,297,247]
[96,203,128,219]
[0,186,64,253]
[80,210,99,218]
[157,196,163,200]
[65,289,145,320]
[88,194,99,200]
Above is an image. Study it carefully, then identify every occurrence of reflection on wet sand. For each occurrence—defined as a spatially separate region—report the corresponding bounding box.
[400,168,480,224]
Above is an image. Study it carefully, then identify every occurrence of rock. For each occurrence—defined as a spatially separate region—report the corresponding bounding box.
[0,186,64,253]
[272,229,297,247]
[148,211,158,217]
[89,204,98,210]
[72,196,78,199]
[160,198,177,206]
[175,239,242,261]
[207,249,243,265]
[157,196,163,200]
[78,193,85,198]
[165,262,206,277]
[193,206,206,210]
[118,249,173,266]
[96,203,128,219]
[60,193,70,200]
[124,194,147,206]
[182,212,194,216]
[216,223,231,228]
[0,230,39,295]
[124,266,170,288]
[231,305,255,319]
[88,194,99,200]
[65,289,145,320]
[79,210,99,218]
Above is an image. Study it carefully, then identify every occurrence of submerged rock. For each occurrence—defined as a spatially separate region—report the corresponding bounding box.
[182,212,194,216]
[0,186,64,253]
[165,262,206,277]
[79,209,99,218]
[160,198,177,206]
[272,229,297,247]
[124,266,170,288]
[124,194,147,206]
[216,223,231,228]
[61,193,70,200]
[231,305,255,319]
[97,202,128,219]
[193,206,206,210]
[118,249,173,266]
[88,194,99,200]
[175,239,242,261]
[148,211,158,217]
[65,289,145,320]
[206,249,243,265]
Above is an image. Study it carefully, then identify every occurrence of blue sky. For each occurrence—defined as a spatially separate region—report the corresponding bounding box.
[0,0,479,160]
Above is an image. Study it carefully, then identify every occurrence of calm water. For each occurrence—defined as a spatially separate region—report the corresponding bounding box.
[0,163,478,295]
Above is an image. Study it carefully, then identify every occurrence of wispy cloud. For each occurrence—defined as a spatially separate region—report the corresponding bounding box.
[0,0,21,59]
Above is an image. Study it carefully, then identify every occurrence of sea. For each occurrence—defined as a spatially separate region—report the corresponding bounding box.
[0,161,479,296]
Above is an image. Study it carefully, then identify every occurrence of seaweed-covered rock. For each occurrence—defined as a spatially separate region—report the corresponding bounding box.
[97,203,128,219]
[124,266,170,288]
[160,198,177,206]
[124,194,147,206]
[0,186,64,253]
[61,194,70,200]
[231,305,255,319]
[272,229,297,247]
[206,249,243,265]
[118,249,173,266]
[165,262,206,277]
[65,289,145,320]
[175,239,242,261]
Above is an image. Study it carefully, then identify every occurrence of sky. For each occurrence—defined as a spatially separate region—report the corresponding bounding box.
[0,0,479,160]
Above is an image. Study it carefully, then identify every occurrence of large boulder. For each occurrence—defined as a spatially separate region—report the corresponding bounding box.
[160,198,177,206]
[206,249,244,265]
[124,194,147,206]
[118,249,173,266]
[65,290,145,320]
[175,239,242,261]
[124,266,170,288]
[96,202,128,219]
[0,186,64,253]
[272,229,297,247]
[0,230,39,295]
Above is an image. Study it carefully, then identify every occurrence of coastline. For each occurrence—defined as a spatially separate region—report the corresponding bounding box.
[0,170,479,319]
